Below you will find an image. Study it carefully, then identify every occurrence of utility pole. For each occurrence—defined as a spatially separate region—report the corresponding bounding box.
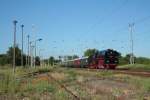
[27,35,30,66]
[129,23,134,64]
[39,49,44,67]
[34,38,42,68]
[30,42,32,67]
[39,49,41,67]
[34,41,36,68]
[21,25,24,67]
[30,45,34,67]
[32,24,36,68]
[13,20,17,74]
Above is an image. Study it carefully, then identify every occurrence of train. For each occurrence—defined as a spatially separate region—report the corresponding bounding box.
[60,49,120,69]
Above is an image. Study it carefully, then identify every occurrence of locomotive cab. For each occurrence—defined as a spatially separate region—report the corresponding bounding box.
[88,49,120,69]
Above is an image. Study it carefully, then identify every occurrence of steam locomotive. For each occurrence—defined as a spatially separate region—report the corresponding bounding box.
[61,49,120,69]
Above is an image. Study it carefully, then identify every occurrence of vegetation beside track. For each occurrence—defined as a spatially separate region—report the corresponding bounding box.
[52,67,150,99]
[0,66,150,99]
[118,64,150,71]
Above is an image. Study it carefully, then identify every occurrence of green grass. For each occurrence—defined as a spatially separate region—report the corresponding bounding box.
[54,90,70,100]
[1,66,150,99]
[123,76,150,92]
[0,72,21,94]
[118,64,150,70]
[23,81,56,93]
[96,70,113,77]
[36,67,53,73]
[0,66,53,94]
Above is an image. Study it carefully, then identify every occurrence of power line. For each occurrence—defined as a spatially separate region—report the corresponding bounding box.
[78,0,128,51]
[114,15,150,34]
[85,0,128,34]
[134,15,150,24]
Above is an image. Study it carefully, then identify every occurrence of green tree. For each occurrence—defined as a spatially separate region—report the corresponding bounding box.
[35,56,40,65]
[49,56,55,66]
[7,46,21,66]
[84,49,98,57]
[72,55,79,59]
[0,54,8,65]
[135,57,150,64]
[67,56,73,60]
[58,56,62,61]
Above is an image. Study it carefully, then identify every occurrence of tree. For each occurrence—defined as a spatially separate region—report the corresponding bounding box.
[58,56,62,61]
[84,49,98,57]
[49,56,55,66]
[135,57,150,64]
[66,55,79,60]
[35,56,40,66]
[67,56,73,60]
[7,46,21,66]
[72,55,79,59]
[0,54,8,66]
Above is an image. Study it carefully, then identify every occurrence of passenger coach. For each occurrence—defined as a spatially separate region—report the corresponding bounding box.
[61,49,120,69]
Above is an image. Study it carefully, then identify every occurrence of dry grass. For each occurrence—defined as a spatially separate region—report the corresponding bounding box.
[0,66,150,99]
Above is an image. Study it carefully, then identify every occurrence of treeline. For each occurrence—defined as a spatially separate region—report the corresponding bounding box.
[0,46,40,66]
[0,46,79,66]
[1,47,150,66]
[43,55,79,66]
[43,56,60,66]
[119,54,150,65]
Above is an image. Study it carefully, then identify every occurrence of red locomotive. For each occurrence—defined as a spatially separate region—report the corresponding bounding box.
[61,49,120,69]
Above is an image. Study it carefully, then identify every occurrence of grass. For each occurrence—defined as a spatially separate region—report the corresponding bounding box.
[0,66,53,94]
[0,72,21,95]
[54,90,70,100]
[23,81,56,93]
[0,65,150,99]
[66,70,77,80]
[36,67,53,73]
[96,70,113,77]
[118,64,150,71]
[124,76,150,92]
[65,67,150,99]
[0,66,73,99]
[113,74,150,99]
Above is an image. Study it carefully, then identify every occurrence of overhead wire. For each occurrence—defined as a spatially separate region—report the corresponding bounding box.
[114,15,150,35]
[85,0,129,35]
[79,0,129,51]
[83,0,150,37]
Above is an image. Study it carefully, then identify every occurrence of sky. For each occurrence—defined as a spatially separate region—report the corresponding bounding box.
[0,0,150,58]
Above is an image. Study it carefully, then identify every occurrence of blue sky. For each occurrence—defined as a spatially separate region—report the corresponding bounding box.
[0,0,150,58]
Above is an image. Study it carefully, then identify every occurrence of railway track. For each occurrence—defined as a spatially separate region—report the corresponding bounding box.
[18,71,81,100]
[72,67,150,77]
[46,73,81,100]
[114,70,150,77]
[16,67,150,100]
